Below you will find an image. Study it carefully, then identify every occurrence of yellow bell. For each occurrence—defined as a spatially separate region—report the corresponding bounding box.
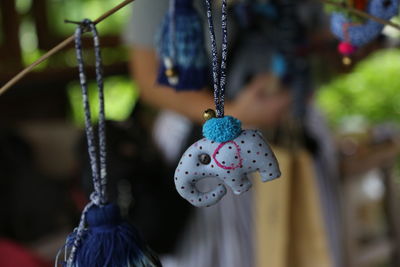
[342,56,352,66]
[165,67,178,78]
[203,109,216,121]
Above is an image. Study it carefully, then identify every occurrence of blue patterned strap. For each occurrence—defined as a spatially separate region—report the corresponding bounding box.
[205,0,228,118]
[74,19,108,204]
[64,19,108,266]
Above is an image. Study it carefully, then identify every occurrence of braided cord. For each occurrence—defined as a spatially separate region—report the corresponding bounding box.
[219,0,228,116]
[205,0,228,117]
[63,19,107,266]
[75,19,107,204]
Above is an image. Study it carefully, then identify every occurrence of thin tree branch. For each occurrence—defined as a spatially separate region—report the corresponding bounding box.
[0,0,134,96]
[320,0,400,31]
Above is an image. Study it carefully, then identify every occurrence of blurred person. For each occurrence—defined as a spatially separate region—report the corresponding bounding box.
[123,0,341,267]
[125,1,290,267]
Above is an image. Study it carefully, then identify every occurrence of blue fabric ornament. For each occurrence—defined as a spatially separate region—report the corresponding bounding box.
[203,116,242,143]
[331,0,399,47]
[55,19,161,267]
[156,0,208,90]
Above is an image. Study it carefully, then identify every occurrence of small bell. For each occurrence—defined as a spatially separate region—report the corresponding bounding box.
[163,57,179,86]
[165,67,178,78]
[203,109,216,121]
[342,56,352,66]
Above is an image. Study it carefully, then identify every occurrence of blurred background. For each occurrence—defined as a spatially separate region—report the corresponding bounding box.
[1,0,400,267]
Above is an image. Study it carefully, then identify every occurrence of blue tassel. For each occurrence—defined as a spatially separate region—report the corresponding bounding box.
[68,204,162,267]
[156,0,208,91]
[63,19,161,267]
[330,0,399,47]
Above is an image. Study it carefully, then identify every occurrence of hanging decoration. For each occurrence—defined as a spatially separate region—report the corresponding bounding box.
[330,0,399,65]
[173,0,281,208]
[156,0,208,91]
[55,19,161,267]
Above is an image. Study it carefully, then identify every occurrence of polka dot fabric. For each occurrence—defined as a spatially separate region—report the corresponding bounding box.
[174,129,281,207]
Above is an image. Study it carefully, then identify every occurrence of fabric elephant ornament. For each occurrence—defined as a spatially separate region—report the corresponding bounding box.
[174,114,281,207]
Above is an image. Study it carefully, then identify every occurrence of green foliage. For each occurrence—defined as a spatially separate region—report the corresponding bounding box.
[324,0,365,23]
[16,0,32,14]
[17,0,129,68]
[67,75,139,126]
[316,49,400,128]
[19,18,48,69]
[47,0,130,36]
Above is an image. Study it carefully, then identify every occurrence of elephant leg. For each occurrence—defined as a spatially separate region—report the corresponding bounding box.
[226,174,252,195]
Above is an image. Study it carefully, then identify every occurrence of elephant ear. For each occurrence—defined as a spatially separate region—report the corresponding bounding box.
[212,141,242,170]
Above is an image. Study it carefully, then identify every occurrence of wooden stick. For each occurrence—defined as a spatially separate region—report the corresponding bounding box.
[0,0,134,96]
[320,0,400,31]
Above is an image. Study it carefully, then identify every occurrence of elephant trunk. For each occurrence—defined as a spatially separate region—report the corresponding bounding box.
[174,173,227,207]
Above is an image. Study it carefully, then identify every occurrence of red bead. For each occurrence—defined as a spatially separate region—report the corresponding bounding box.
[338,42,357,56]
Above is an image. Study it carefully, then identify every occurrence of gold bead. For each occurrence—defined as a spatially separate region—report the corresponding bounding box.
[342,56,352,66]
[203,109,216,121]
[165,67,178,77]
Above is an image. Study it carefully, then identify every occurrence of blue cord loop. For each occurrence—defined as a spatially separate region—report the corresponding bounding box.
[75,19,108,205]
[205,0,228,118]
[63,18,108,265]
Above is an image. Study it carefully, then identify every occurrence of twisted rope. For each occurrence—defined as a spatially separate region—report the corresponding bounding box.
[60,19,108,266]
[205,0,228,117]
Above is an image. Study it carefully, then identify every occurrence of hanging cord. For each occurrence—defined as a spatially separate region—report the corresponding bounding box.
[62,18,108,266]
[76,19,108,204]
[205,0,228,118]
